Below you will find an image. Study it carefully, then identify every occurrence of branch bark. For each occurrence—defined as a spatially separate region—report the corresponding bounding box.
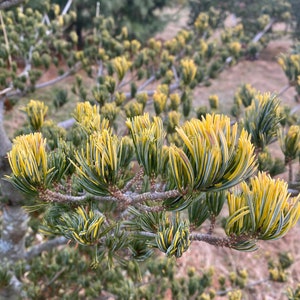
[0,0,26,10]
[25,236,68,261]
[130,189,182,204]
[216,278,269,296]
[190,233,234,248]
[0,274,26,300]
[40,189,115,203]
[252,19,276,43]
[190,233,254,248]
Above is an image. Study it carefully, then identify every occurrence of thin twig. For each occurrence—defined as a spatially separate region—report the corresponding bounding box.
[46,267,67,286]
[97,60,103,78]
[172,65,179,82]
[57,118,75,129]
[61,0,73,15]
[0,86,12,96]
[42,14,51,26]
[216,278,269,296]
[118,73,138,90]
[207,214,216,235]
[35,63,81,89]
[121,168,144,193]
[137,75,156,92]
[124,81,180,100]
[278,83,291,97]
[1,63,82,99]
[252,19,276,43]
[288,188,300,196]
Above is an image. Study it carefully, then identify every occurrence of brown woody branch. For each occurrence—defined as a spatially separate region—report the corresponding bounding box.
[40,189,115,203]
[216,278,269,296]
[40,187,182,212]
[190,233,254,248]
[135,203,165,212]
[130,189,182,204]
[121,168,144,193]
[25,236,67,261]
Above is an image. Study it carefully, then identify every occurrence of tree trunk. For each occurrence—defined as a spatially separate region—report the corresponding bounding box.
[0,206,29,300]
[288,159,293,183]
[0,99,28,298]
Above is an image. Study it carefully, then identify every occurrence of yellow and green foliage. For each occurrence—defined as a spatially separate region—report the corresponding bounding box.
[3,3,300,299]
[21,100,48,131]
[226,172,300,244]
[279,125,300,163]
[7,132,49,195]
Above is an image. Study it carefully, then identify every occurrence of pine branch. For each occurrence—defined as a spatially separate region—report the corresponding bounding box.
[25,236,67,261]
[138,231,157,238]
[0,63,82,98]
[216,278,269,296]
[42,14,51,26]
[172,65,179,82]
[97,60,103,79]
[46,267,67,286]
[0,0,80,97]
[130,189,182,204]
[135,203,165,212]
[118,73,138,90]
[121,168,144,193]
[39,187,181,206]
[40,189,115,203]
[252,19,276,43]
[278,83,291,97]
[57,118,76,129]
[190,233,253,248]
[190,233,233,247]
[61,0,73,15]
[137,75,156,92]
[0,86,12,96]
[207,215,216,235]
[124,81,180,100]
[288,188,300,196]
[35,63,82,90]
[110,187,132,206]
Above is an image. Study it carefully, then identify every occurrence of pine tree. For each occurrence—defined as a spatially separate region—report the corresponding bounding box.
[1,1,300,299]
